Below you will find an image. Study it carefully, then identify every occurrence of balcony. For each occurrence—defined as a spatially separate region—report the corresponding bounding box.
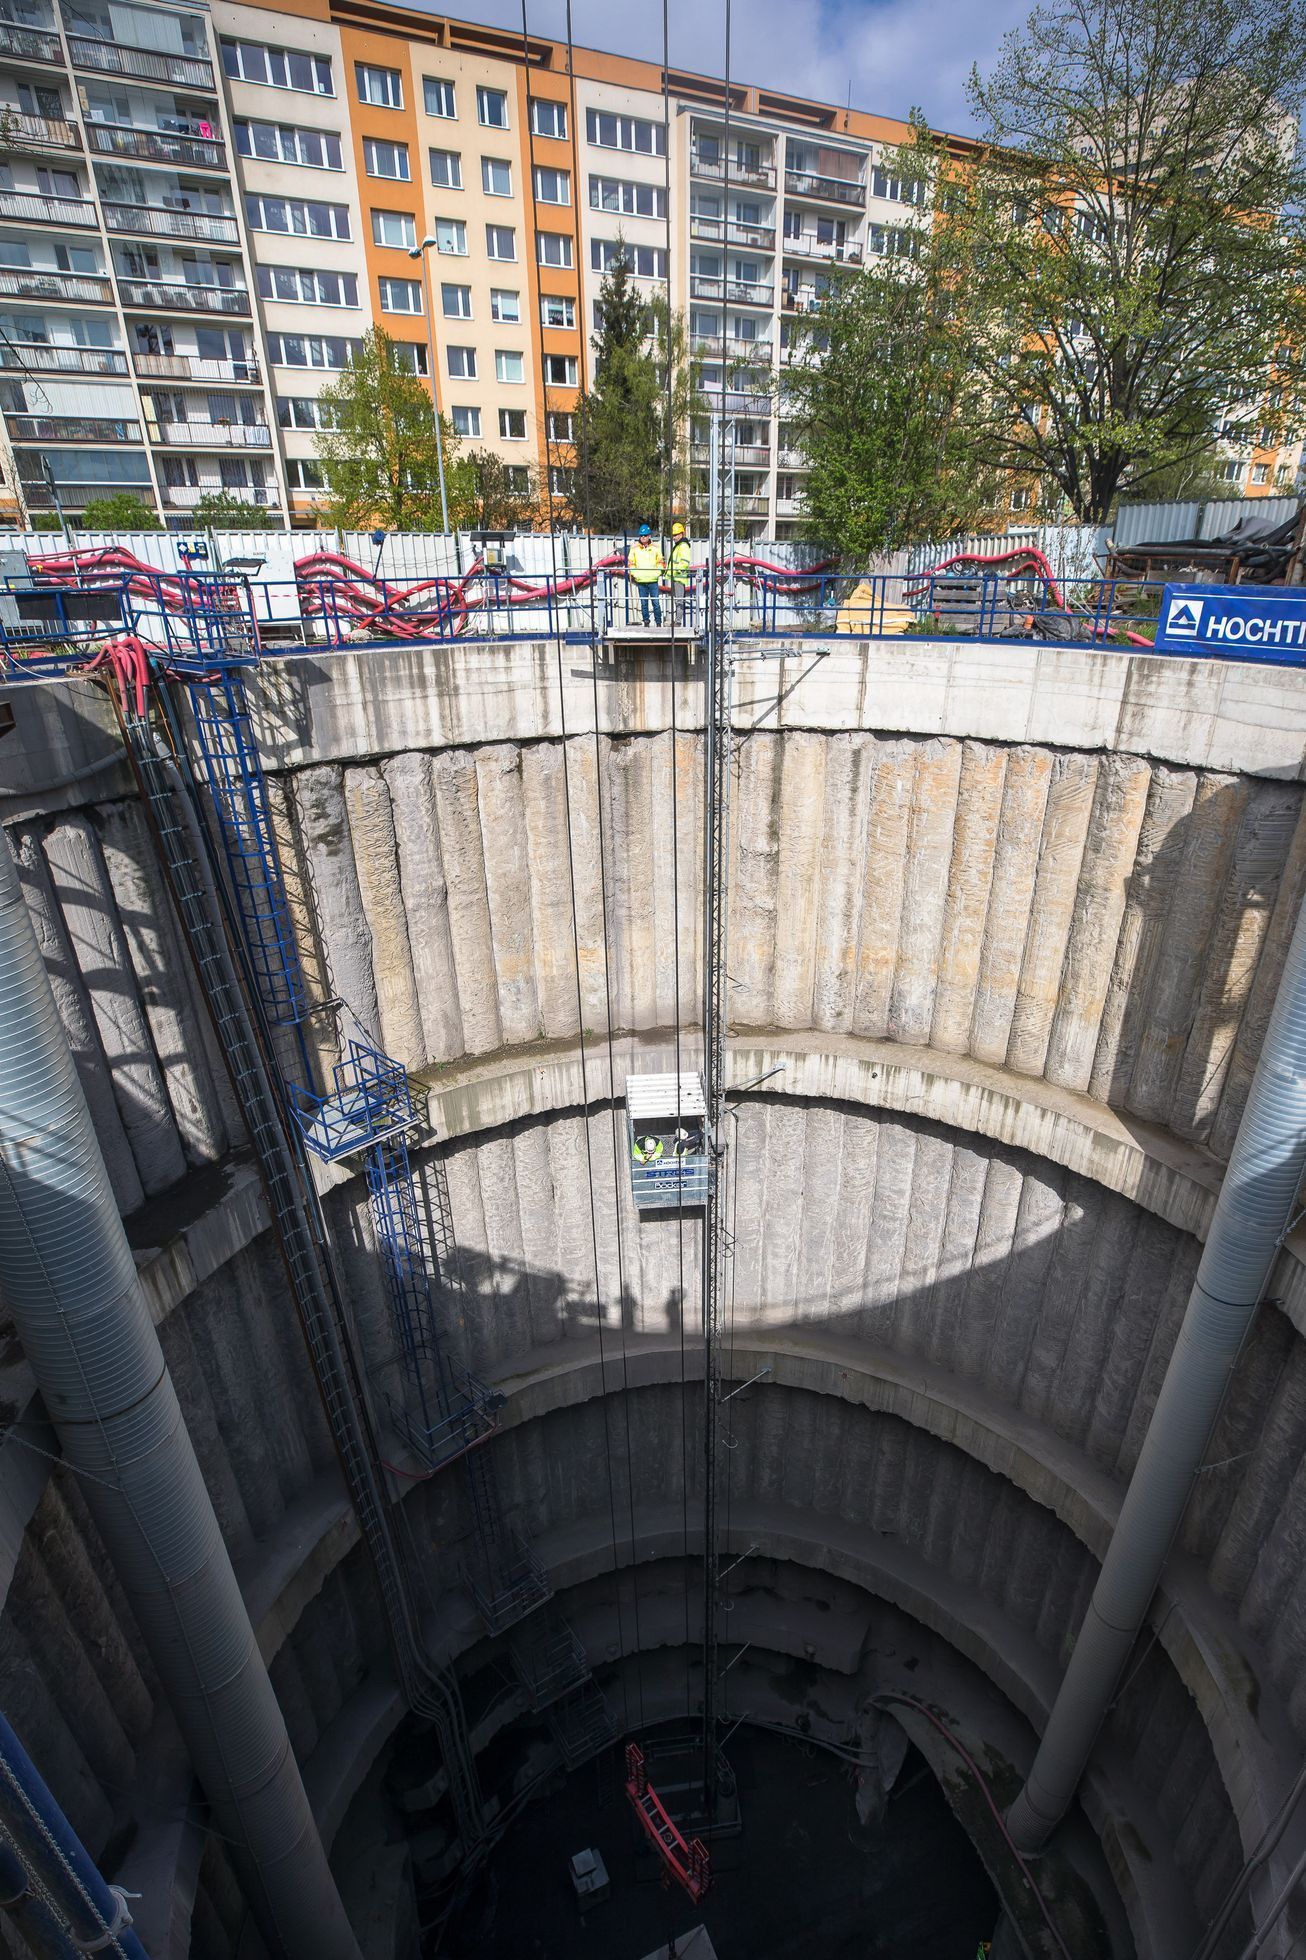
[161,483,274,509]
[0,186,95,226]
[732,493,771,517]
[692,440,771,467]
[67,34,215,90]
[0,110,80,149]
[21,481,156,509]
[782,233,863,265]
[723,337,772,365]
[103,201,240,244]
[690,146,776,191]
[0,342,128,374]
[0,266,111,303]
[117,278,250,315]
[781,290,828,314]
[689,274,774,308]
[8,413,142,441]
[776,495,803,517]
[86,122,225,168]
[0,22,62,63]
[689,215,776,252]
[134,351,260,384]
[152,420,271,448]
[784,168,866,208]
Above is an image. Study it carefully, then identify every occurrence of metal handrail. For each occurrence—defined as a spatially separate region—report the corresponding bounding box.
[103,201,240,243]
[66,33,214,87]
[86,121,224,167]
[0,188,95,226]
[117,277,250,314]
[0,267,111,302]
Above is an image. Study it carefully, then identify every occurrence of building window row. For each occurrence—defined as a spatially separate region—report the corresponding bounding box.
[540,294,575,327]
[419,78,509,126]
[530,98,567,140]
[590,174,664,218]
[286,457,327,488]
[221,38,334,97]
[278,396,337,429]
[267,331,361,369]
[257,264,358,306]
[235,119,343,171]
[245,195,351,239]
[592,238,666,277]
[586,107,665,155]
[533,165,570,204]
[378,275,423,313]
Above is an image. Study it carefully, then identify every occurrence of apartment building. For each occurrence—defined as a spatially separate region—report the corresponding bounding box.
[0,0,1295,532]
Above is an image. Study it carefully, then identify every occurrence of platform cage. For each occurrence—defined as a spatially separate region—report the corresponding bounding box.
[0,577,129,676]
[146,568,262,675]
[627,1073,711,1210]
[466,1528,553,1637]
[292,1040,417,1162]
[550,1682,620,1769]
[510,1609,590,1711]
[387,1373,505,1475]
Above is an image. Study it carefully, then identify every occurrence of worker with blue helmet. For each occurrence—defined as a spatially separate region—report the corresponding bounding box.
[627,523,665,628]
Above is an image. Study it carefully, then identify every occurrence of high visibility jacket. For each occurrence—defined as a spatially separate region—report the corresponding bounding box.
[633,1134,664,1162]
[628,541,664,584]
[670,540,692,586]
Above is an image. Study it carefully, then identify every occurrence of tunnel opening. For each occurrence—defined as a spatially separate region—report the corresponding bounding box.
[438,1723,999,1959]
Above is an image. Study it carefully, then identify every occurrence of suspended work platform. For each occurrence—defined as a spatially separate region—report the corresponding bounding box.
[627,1073,711,1210]
[293,1041,418,1160]
[625,1744,712,1903]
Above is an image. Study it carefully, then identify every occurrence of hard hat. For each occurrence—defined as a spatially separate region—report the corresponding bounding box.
[672,522,685,536]
[639,523,651,536]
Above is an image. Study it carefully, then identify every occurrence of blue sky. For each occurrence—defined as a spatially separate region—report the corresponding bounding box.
[425,0,1033,137]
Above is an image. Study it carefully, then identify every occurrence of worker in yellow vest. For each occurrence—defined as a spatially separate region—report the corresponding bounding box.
[669,522,692,625]
[627,524,665,627]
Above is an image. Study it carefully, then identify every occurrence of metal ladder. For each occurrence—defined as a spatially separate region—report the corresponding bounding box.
[119,696,486,1846]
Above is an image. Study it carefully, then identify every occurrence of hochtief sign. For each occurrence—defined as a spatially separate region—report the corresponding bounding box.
[1156,583,1306,661]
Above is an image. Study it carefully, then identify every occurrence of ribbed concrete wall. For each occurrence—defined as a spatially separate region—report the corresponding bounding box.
[279,734,1306,1162]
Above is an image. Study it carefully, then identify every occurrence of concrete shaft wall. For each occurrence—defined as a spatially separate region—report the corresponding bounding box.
[2,638,1306,1956]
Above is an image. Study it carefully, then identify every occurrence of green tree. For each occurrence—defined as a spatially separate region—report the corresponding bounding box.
[783,185,1005,558]
[191,491,278,531]
[448,450,538,531]
[78,493,162,531]
[572,247,701,530]
[950,0,1306,520]
[313,328,458,530]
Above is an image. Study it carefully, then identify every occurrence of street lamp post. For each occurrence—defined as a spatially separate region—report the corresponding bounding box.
[408,236,451,535]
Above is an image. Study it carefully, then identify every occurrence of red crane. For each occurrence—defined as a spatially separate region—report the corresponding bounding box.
[624,1745,712,1903]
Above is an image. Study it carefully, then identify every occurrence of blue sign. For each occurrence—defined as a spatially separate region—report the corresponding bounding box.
[1156,583,1306,662]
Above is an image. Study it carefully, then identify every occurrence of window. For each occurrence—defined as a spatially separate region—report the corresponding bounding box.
[423,77,455,118]
[495,349,524,383]
[451,405,481,436]
[378,276,423,313]
[435,218,467,254]
[537,231,572,267]
[531,98,567,139]
[540,294,575,328]
[364,136,410,181]
[549,464,575,497]
[544,353,577,386]
[1252,463,1271,484]
[447,344,476,378]
[429,147,462,188]
[867,223,918,259]
[267,332,361,368]
[477,86,508,128]
[256,264,358,306]
[499,407,526,439]
[277,396,336,429]
[871,165,926,205]
[285,457,326,489]
[481,156,512,196]
[234,120,343,170]
[245,195,350,239]
[441,282,472,317]
[490,288,520,322]
[589,174,664,217]
[533,165,570,204]
[1010,486,1032,512]
[355,63,402,108]
[486,224,516,260]
[1219,459,1243,482]
[586,107,664,154]
[547,410,574,441]
[372,209,416,249]
[592,238,665,277]
[221,39,333,95]
[388,341,428,374]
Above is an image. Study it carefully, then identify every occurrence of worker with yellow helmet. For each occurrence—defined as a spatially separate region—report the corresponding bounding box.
[627,523,665,627]
[669,522,692,626]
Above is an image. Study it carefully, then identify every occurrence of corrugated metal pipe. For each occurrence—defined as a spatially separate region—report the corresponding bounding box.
[0,837,360,1959]
[1008,892,1306,1853]
[0,1708,147,1958]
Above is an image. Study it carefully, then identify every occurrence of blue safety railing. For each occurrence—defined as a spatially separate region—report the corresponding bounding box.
[292,1040,416,1161]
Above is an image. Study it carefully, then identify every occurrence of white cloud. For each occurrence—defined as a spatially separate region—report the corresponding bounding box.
[415,0,1030,134]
